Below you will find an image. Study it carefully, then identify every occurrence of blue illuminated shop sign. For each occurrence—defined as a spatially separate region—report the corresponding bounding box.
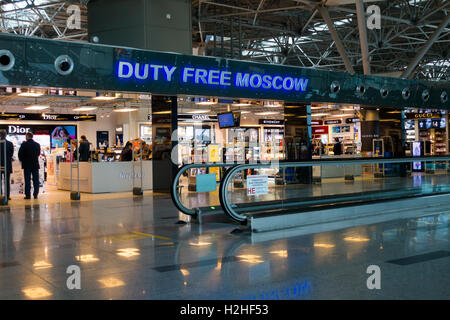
[117,61,309,92]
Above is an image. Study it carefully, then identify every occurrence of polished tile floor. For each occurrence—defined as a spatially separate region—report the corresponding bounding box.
[0,190,449,300]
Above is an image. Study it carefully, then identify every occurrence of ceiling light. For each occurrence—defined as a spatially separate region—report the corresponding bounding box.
[18,92,44,97]
[113,107,138,112]
[93,96,117,101]
[240,111,251,114]
[73,106,97,112]
[311,113,329,117]
[255,111,279,115]
[327,113,355,118]
[265,104,283,108]
[25,105,49,110]
[186,110,210,114]
[153,110,171,114]
[196,101,216,105]
[232,103,251,106]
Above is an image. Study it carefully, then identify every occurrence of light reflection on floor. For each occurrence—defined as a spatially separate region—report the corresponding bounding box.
[0,189,448,300]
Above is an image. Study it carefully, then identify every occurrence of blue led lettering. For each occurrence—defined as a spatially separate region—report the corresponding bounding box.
[208,70,220,85]
[150,64,163,80]
[195,68,208,84]
[182,67,195,82]
[134,63,149,80]
[235,72,250,87]
[262,75,272,89]
[118,61,133,78]
[164,66,177,82]
[117,60,310,93]
[295,78,308,91]
[220,71,232,86]
[272,76,283,90]
[283,77,294,90]
[250,74,262,88]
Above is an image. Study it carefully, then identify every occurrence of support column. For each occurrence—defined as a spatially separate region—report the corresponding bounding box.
[152,95,178,191]
[318,6,355,75]
[401,15,450,79]
[361,109,380,156]
[355,0,371,75]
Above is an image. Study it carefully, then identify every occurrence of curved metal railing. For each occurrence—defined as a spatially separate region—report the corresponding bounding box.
[218,156,450,223]
[171,163,235,216]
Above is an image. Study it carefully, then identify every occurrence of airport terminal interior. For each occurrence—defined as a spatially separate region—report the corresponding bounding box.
[0,0,449,301]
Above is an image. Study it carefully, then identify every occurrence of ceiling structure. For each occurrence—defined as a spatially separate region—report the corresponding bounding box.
[0,0,448,82]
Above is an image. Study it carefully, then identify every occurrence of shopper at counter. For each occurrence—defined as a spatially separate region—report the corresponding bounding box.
[0,129,14,200]
[333,138,343,156]
[119,141,133,161]
[18,132,41,199]
[141,141,152,160]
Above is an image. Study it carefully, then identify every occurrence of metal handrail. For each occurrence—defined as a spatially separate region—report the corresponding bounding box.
[219,156,450,223]
[170,162,236,216]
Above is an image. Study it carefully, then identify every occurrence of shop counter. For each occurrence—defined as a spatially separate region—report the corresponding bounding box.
[58,161,153,193]
[312,155,362,179]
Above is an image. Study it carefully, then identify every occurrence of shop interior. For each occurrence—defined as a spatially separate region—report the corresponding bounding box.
[0,86,448,199]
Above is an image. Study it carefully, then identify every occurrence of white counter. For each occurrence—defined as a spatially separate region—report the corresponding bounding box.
[312,155,362,179]
[58,161,153,193]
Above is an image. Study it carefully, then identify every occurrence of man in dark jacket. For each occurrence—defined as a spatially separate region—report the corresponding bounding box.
[18,132,41,199]
[333,137,343,156]
[0,129,14,200]
[77,135,91,162]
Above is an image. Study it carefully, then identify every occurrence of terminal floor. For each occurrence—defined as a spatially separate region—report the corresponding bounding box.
[0,191,449,299]
[179,172,450,209]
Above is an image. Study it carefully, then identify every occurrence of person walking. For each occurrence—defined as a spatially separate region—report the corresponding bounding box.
[18,132,41,199]
[0,129,14,200]
[77,135,91,162]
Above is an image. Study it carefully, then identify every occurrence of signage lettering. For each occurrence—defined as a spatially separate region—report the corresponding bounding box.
[8,125,31,134]
[117,61,309,93]
[325,120,341,125]
[258,119,284,125]
[0,113,95,121]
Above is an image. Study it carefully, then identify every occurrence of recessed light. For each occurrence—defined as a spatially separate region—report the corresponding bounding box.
[18,92,44,97]
[196,101,216,105]
[93,96,116,101]
[73,106,97,111]
[186,110,210,114]
[254,111,279,115]
[232,103,251,106]
[113,108,138,112]
[25,105,49,110]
